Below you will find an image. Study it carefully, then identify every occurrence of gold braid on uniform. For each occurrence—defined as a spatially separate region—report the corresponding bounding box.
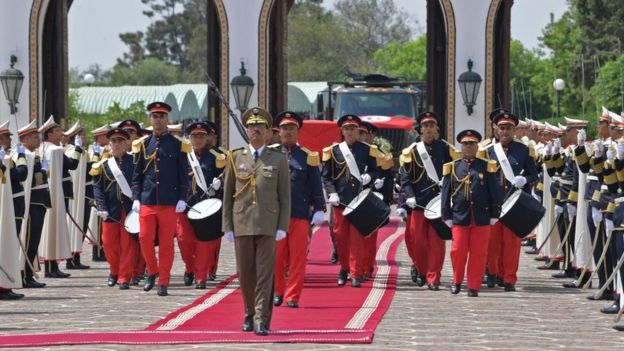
[227,151,258,205]
[328,147,349,181]
[449,161,470,197]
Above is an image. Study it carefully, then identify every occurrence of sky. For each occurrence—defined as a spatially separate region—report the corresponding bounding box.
[68,0,568,72]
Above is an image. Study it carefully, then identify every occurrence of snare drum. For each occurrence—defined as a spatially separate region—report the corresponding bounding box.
[124,210,140,237]
[187,198,224,241]
[424,194,452,240]
[343,189,390,237]
[500,189,545,238]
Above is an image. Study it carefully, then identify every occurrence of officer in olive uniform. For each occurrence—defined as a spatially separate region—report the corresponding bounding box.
[271,111,324,308]
[222,107,291,336]
[441,130,502,297]
[131,101,191,297]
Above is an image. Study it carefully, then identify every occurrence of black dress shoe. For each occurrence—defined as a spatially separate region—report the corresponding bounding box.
[0,290,25,300]
[143,275,156,292]
[537,262,560,270]
[486,274,496,288]
[66,256,90,270]
[131,277,141,285]
[525,248,538,255]
[428,284,440,291]
[600,301,620,314]
[351,277,362,287]
[286,301,299,308]
[107,274,118,287]
[496,277,505,287]
[241,316,253,332]
[208,273,216,281]
[195,282,206,289]
[587,291,614,301]
[534,256,548,262]
[337,270,348,286]
[157,285,168,296]
[552,270,575,279]
[330,249,338,264]
[415,275,426,287]
[410,267,419,283]
[450,284,461,295]
[562,280,580,288]
[273,295,283,306]
[119,282,129,290]
[614,324,624,332]
[504,283,516,292]
[467,289,479,297]
[23,279,46,289]
[254,323,269,336]
[45,270,71,278]
[183,272,194,286]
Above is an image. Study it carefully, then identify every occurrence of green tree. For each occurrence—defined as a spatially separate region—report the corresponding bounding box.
[590,54,624,113]
[372,36,427,80]
[108,58,191,86]
[509,40,551,119]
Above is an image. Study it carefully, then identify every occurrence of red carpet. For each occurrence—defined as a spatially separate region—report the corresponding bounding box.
[0,220,403,347]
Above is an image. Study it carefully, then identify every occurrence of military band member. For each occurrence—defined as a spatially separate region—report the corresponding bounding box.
[131,102,191,296]
[399,112,453,290]
[89,124,110,262]
[222,107,291,336]
[176,121,225,289]
[272,111,324,308]
[92,128,138,289]
[0,122,28,233]
[322,114,382,287]
[442,130,502,297]
[485,112,538,291]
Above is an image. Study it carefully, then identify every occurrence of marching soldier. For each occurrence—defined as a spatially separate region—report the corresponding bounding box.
[0,121,28,233]
[399,112,453,290]
[176,121,225,289]
[441,130,502,297]
[89,124,109,263]
[322,114,382,287]
[271,111,324,308]
[92,128,138,289]
[131,102,191,296]
[222,107,291,336]
[485,112,538,291]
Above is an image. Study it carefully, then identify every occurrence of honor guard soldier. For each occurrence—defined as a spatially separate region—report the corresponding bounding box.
[322,114,382,287]
[441,130,502,297]
[271,111,325,308]
[486,112,538,291]
[222,107,291,336]
[399,112,453,290]
[92,128,138,289]
[131,101,191,296]
[176,121,225,289]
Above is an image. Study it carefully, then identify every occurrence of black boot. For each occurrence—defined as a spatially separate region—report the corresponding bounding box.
[337,270,348,286]
[600,300,620,314]
[330,249,338,264]
[71,253,90,269]
[45,261,70,278]
[410,267,419,283]
[22,270,46,288]
[144,275,156,291]
[486,274,496,288]
[183,272,194,286]
[0,289,25,300]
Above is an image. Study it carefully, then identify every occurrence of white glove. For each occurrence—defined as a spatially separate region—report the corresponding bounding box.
[276,230,287,241]
[75,134,83,147]
[444,219,453,228]
[567,203,576,218]
[405,197,417,209]
[555,205,564,215]
[373,178,384,189]
[96,211,109,221]
[311,211,324,227]
[512,175,527,188]
[0,147,5,160]
[577,129,586,146]
[545,142,552,157]
[396,208,407,220]
[617,142,624,160]
[132,200,141,212]
[41,159,49,172]
[553,139,561,154]
[591,207,602,227]
[607,148,616,162]
[224,231,234,243]
[361,173,371,186]
[211,177,222,191]
[394,183,401,192]
[93,142,101,155]
[490,218,498,225]
[328,193,340,206]
[594,140,603,158]
[605,219,614,236]
[175,200,187,213]
[17,143,25,154]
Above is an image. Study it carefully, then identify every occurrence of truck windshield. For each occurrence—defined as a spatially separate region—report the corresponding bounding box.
[335,92,415,118]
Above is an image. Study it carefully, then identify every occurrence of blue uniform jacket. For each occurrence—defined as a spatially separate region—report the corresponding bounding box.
[9,153,28,218]
[186,147,225,207]
[487,140,538,195]
[30,155,51,208]
[131,132,190,206]
[281,144,324,220]
[93,153,134,222]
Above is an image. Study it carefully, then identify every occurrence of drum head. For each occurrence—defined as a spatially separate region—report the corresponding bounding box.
[424,194,442,220]
[125,210,140,234]
[344,189,371,216]
[501,189,522,216]
[188,199,222,220]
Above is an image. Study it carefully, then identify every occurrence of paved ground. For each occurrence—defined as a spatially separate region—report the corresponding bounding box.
[1,218,624,350]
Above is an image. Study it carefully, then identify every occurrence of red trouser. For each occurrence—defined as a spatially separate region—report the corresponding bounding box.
[404,212,416,266]
[333,207,366,278]
[177,214,221,283]
[101,212,139,284]
[410,210,446,285]
[451,224,490,291]
[139,205,176,286]
[363,231,378,276]
[274,218,309,302]
[487,222,521,284]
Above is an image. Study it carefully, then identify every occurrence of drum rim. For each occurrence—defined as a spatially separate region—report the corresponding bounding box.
[124,210,140,233]
[343,188,372,216]
[424,194,442,220]
[188,198,223,220]
[501,189,524,215]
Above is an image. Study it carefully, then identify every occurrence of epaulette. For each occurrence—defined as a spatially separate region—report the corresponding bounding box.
[400,143,416,165]
[218,146,228,154]
[88,155,109,176]
[486,159,498,173]
[300,146,320,167]
[322,143,336,162]
[442,161,453,176]
[362,142,380,158]
[479,138,492,148]
[132,135,149,154]
[174,135,192,154]
[209,148,227,169]
[476,149,488,159]
[528,144,536,159]
[379,152,394,170]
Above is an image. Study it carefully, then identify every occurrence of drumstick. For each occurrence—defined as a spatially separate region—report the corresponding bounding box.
[186,204,202,214]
